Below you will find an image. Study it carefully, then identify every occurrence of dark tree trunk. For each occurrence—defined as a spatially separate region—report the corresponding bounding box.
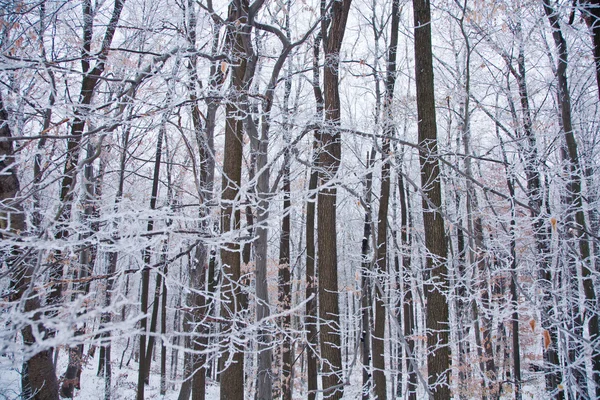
[161,262,168,396]
[372,2,400,398]
[136,125,165,400]
[279,151,293,400]
[218,3,250,398]
[305,30,324,400]
[396,164,417,400]
[317,1,352,398]
[504,30,562,397]
[360,149,375,400]
[1,94,59,400]
[580,0,600,99]
[412,1,451,397]
[279,41,294,399]
[51,0,125,310]
[544,2,600,396]
[61,143,99,398]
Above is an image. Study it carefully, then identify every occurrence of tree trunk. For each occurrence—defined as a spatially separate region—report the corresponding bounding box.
[279,151,293,400]
[580,0,600,99]
[61,142,99,398]
[136,125,165,400]
[543,2,600,396]
[397,163,417,400]
[318,1,352,398]
[372,2,400,398]
[279,46,294,400]
[219,4,249,397]
[505,30,562,397]
[412,1,451,397]
[360,149,375,400]
[1,93,59,400]
[306,30,324,400]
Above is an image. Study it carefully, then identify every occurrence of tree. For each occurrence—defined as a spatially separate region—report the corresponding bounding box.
[372,0,400,398]
[1,93,59,400]
[543,0,600,395]
[412,0,451,397]
[317,0,352,398]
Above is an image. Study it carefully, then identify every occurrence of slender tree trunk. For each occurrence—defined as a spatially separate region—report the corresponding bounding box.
[279,46,294,399]
[412,1,451,397]
[506,169,522,400]
[51,0,125,310]
[305,30,324,400]
[279,150,293,400]
[61,142,99,398]
[397,163,417,400]
[161,261,168,396]
[506,31,562,397]
[136,126,164,400]
[543,2,600,396]
[360,149,375,400]
[372,2,400,398]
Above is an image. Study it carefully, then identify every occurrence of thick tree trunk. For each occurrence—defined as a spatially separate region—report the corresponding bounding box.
[412,1,451,398]
[218,4,249,397]
[1,94,59,400]
[318,1,352,398]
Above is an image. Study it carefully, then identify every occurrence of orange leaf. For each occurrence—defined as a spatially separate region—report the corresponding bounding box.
[529,319,536,332]
[543,330,552,350]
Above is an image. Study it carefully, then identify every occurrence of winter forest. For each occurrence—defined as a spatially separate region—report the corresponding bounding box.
[3,0,600,399]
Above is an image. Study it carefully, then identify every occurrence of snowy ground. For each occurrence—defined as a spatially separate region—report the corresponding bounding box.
[0,349,546,399]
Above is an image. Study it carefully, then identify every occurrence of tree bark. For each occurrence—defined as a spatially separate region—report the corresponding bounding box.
[372,2,400,398]
[219,3,250,398]
[305,30,324,400]
[412,1,451,397]
[1,93,59,400]
[360,149,375,400]
[317,1,352,398]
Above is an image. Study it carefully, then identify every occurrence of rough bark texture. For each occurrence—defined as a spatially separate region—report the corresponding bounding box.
[219,3,249,398]
[412,1,451,397]
[318,1,352,398]
[1,95,59,400]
